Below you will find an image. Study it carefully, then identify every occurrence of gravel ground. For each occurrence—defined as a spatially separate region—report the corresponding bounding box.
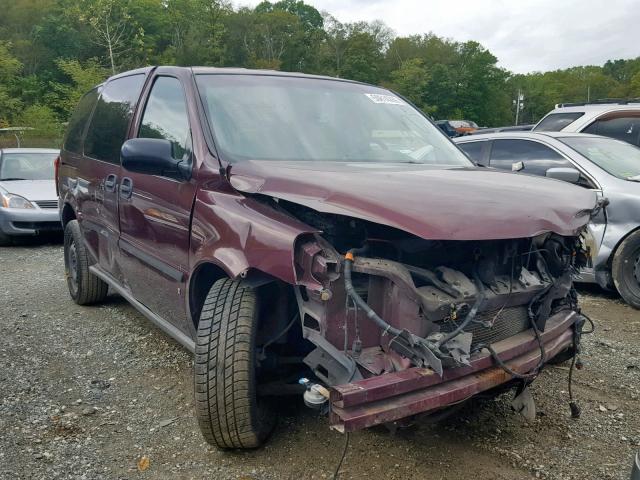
[1,238,638,480]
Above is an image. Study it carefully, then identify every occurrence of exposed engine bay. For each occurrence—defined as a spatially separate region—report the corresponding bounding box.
[283,200,588,386]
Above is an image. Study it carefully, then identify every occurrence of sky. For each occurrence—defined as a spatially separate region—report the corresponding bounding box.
[238,0,640,74]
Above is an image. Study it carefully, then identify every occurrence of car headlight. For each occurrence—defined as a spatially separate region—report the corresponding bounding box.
[1,193,35,209]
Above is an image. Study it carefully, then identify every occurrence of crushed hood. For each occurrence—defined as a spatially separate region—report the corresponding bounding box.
[229,161,597,241]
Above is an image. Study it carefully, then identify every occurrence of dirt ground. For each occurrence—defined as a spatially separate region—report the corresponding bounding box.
[1,237,638,480]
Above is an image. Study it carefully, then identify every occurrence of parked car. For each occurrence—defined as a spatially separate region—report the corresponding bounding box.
[449,119,479,134]
[435,120,460,137]
[58,67,597,449]
[533,100,640,147]
[455,131,640,308]
[436,119,479,137]
[471,124,534,135]
[0,148,61,245]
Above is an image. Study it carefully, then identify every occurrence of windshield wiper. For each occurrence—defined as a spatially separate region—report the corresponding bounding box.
[627,175,640,182]
[0,177,27,181]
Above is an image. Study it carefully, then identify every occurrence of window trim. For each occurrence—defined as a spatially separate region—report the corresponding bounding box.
[487,137,600,190]
[82,73,147,165]
[132,74,193,182]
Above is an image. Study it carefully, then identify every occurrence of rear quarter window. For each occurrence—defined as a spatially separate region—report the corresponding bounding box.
[534,112,584,131]
[63,88,99,154]
[583,114,640,146]
[84,74,146,163]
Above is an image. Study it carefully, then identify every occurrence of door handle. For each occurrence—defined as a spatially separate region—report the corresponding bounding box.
[120,177,133,199]
[104,174,117,192]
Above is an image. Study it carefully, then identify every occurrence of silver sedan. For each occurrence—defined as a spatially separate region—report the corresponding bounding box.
[0,148,61,245]
[455,131,640,308]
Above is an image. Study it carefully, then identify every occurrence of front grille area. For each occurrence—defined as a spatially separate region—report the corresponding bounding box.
[438,306,531,348]
[35,200,58,209]
[12,221,62,231]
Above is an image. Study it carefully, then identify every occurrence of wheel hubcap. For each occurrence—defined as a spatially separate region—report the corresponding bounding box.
[67,240,79,293]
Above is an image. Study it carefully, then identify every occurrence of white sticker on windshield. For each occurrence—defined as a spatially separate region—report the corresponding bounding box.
[365,93,405,105]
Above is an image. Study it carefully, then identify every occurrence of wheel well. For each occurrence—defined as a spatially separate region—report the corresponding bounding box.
[609,226,640,268]
[61,203,76,227]
[189,262,228,328]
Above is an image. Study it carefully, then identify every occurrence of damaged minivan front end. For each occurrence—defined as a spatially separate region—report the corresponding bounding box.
[295,227,587,431]
[229,160,598,433]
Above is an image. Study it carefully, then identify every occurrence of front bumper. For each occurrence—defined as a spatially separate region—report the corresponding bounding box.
[0,207,62,236]
[329,310,578,432]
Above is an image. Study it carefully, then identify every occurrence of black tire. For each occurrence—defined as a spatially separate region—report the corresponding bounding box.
[194,278,276,449]
[0,231,12,247]
[612,230,640,309]
[63,220,108,305]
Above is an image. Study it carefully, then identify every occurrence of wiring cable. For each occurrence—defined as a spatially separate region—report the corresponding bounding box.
[332,432,350,480]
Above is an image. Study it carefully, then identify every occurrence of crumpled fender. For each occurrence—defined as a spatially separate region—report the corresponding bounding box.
[189,186,316,284]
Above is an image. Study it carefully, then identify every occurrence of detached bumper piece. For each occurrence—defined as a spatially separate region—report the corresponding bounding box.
[329,311,577,433]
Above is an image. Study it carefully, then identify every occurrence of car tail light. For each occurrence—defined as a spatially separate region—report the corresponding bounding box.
[54,155,60,196]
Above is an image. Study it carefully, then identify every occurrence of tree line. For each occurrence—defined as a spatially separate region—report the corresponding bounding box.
[1,0,640,145]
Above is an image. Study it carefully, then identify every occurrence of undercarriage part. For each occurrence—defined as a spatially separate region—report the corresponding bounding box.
[343,248,401,338]
[433,267,485,350]
[292,224,585,388]
[329,311,577,432]
[344,248,451,375]
[511,386,536,422]
[387,329,444,377]
[302,328,361,385]
[299,378,330,410]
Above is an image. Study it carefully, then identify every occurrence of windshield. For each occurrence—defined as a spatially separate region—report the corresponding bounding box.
[196,74,472,166]
[0,152,57,181]
[560,136,640,179]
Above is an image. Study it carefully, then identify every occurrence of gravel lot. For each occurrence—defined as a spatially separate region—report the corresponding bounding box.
[1,238,639,480]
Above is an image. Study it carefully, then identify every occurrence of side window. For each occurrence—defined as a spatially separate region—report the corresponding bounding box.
[458,141,485,164]
[583,115,640,146]
[84,74,145,163]
[63,88,99,154]
[534,112,584,131]
[489,139,571,176]
[138,77,190,161]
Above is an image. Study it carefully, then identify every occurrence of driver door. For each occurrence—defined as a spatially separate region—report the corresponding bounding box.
[118,73,196,335]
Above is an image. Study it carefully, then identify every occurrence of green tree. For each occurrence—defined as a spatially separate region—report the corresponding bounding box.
[388,58,433,113]
[47,58,108,118]
[17,104,63,144]
[0,43,24,124]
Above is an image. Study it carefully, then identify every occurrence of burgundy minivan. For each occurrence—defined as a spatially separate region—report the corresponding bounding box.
[58,66,597,449]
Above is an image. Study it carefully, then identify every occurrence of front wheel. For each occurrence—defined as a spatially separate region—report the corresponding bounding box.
[194,278,276,449]
[63,220,108,305]
[612,230,640,309]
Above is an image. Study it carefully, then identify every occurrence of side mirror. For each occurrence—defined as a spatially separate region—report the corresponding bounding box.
[121,138,189,179]
[545,167,580,184]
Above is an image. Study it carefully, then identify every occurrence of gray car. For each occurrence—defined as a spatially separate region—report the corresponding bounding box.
[454,132,640,308]
[0,148,61,245]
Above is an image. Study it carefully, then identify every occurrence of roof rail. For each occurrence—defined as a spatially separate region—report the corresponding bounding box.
[556,98,640,108]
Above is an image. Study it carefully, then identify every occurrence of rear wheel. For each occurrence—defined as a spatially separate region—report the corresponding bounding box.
[194,278,276,449]
[63,220,108,305]
[612,230,640,309]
